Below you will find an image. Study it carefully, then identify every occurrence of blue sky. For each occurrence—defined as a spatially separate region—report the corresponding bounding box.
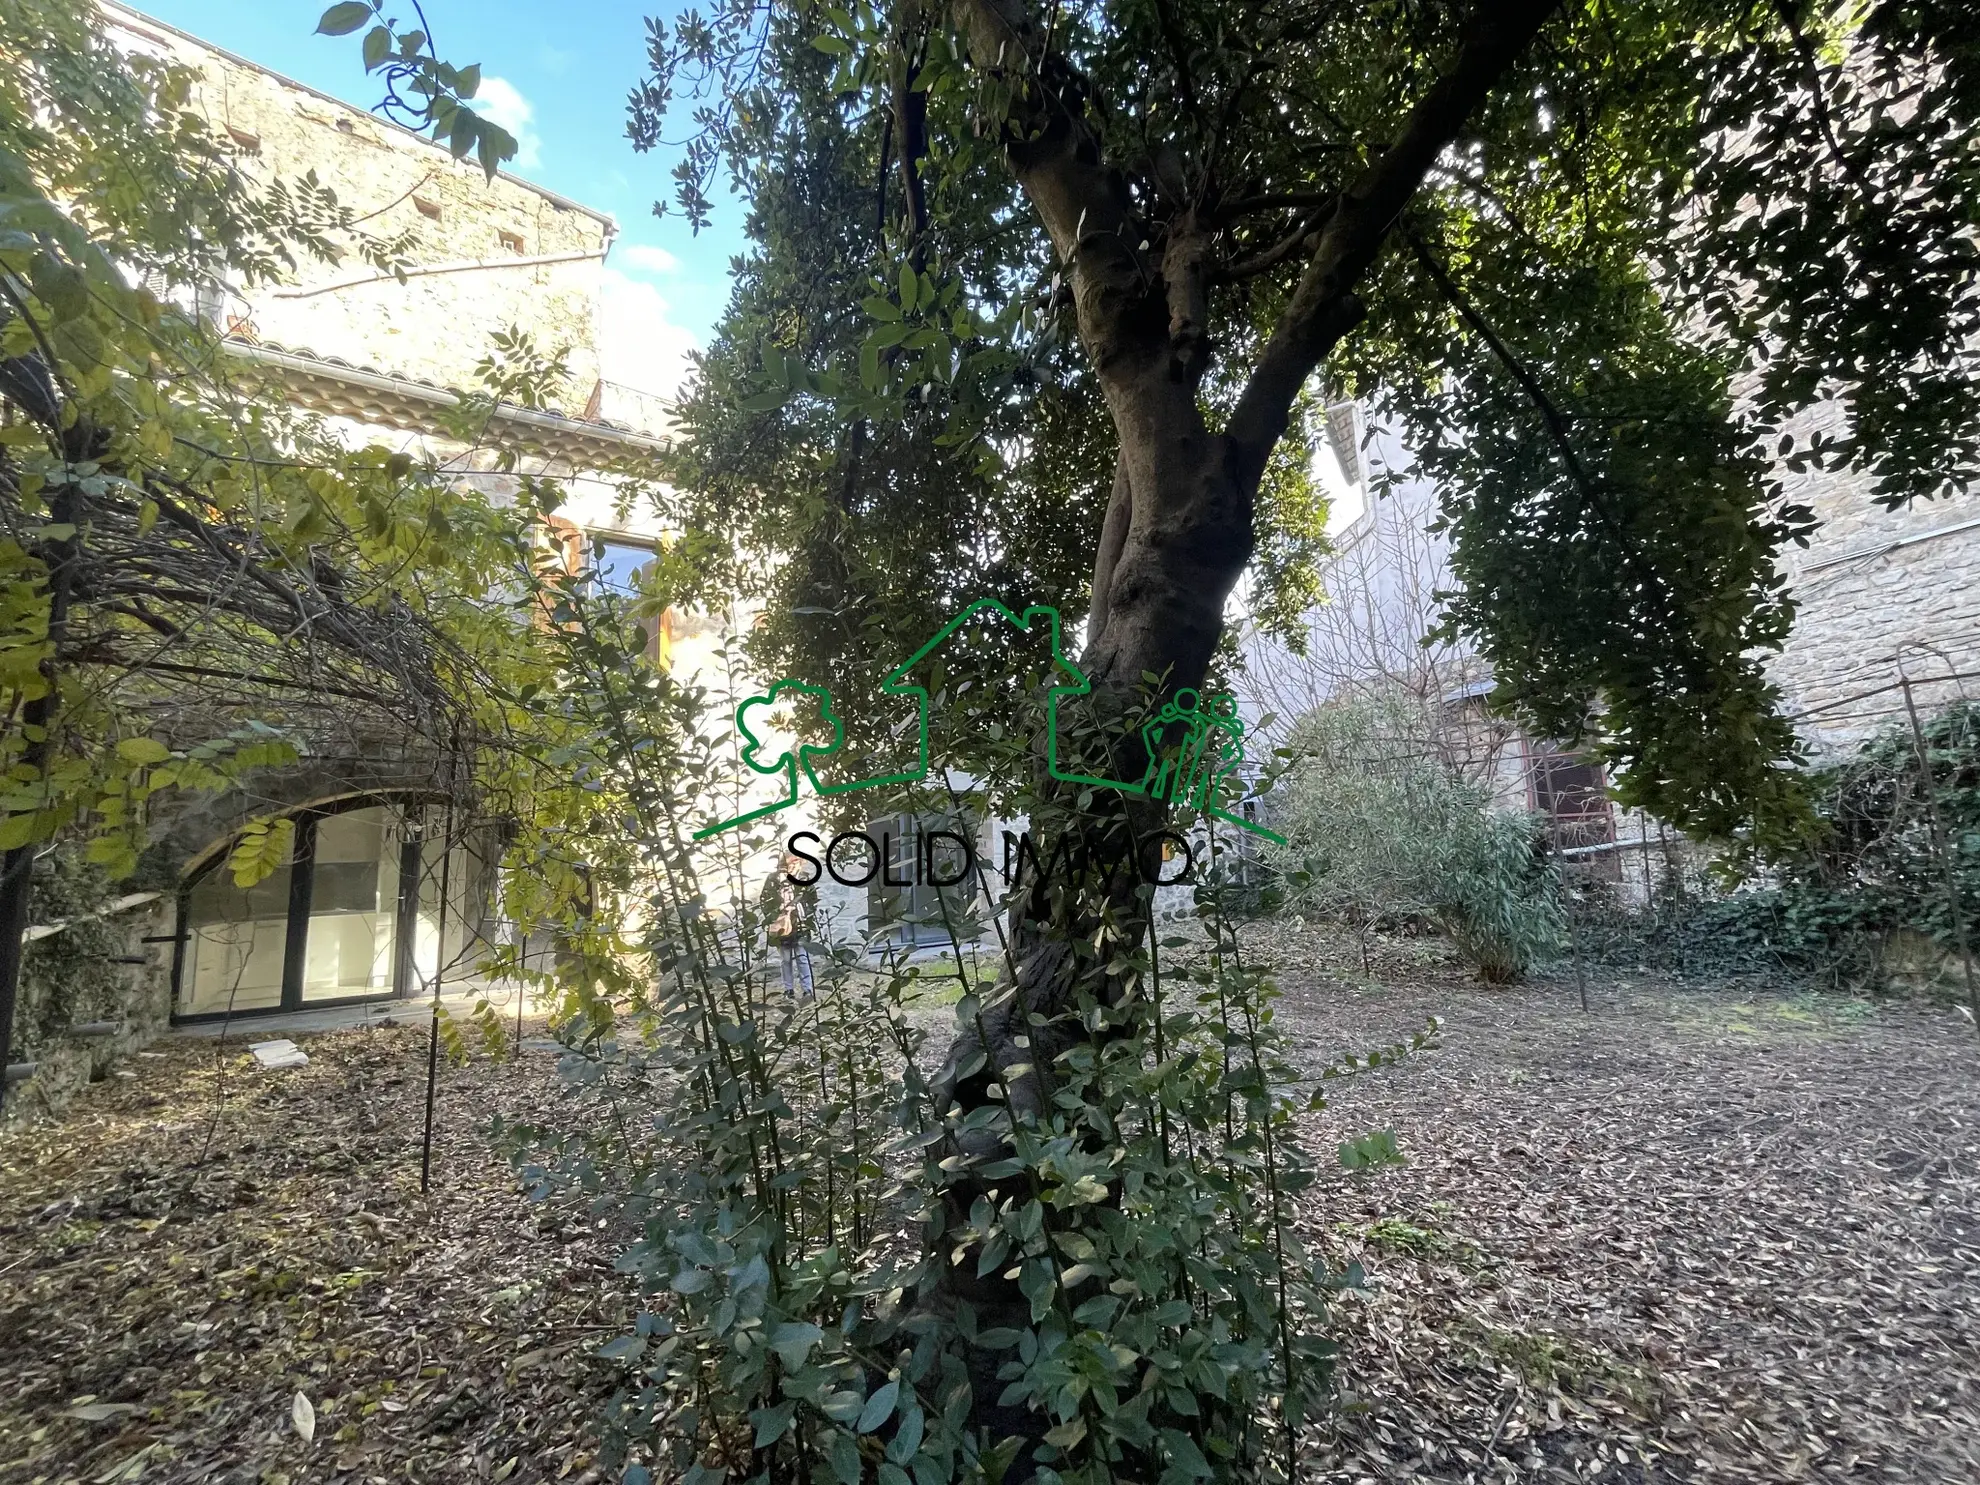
[128,0,746,395]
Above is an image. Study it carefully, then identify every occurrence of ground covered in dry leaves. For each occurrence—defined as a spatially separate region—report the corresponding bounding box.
[1,924,1975,1484]
[0,1023,623,1484]
[1271,922,1980,1484]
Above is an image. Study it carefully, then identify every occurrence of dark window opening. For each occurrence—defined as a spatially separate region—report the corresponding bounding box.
[1529,744,1614,853]
[866,814,979,947]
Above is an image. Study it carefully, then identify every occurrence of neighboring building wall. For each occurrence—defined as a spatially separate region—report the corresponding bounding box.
[1242,411,1525,808]
[105,1,615,418]
[70,8,680,1033]
[1244,407,1658,897]
[1253,396,1980,902]
[1768,403,1980,756]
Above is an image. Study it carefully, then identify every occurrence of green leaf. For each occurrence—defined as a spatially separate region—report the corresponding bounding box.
[361,24,389,69]
[595,1334,644,1361]
[1043,1416,1087,1449]
[750,1401,796,1447]
[456,62,481,98]
[475,121,518,179]
[856,1379,898,1434]
[829,1430,862,1485]
[115,737,170,765]
[1337,1128,1405,1171]
[738,388,793,413]
[811,34,852,55]
[862,296,902,322]
[1160,1428,1214,1479]
[228,817,295,889]
[899,261,918,313]
[315,2,374,36]
[768,1321,822,1367]
[885,1405,924,1464]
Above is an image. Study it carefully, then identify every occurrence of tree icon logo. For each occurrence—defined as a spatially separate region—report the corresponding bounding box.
[693,598,1282,842]
[693,680,849,839]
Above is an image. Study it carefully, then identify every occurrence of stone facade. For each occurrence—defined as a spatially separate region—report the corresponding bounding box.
[1242,396,1980,897]
[105,1,615,419]
[3,895,173,1128]
[4,7,687,1065]
[1767,403,1980,756]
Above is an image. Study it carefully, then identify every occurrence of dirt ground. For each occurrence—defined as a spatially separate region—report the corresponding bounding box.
[1,924,1975,1484]
[0,1023,623,1485]
[1267,921,1980,1484]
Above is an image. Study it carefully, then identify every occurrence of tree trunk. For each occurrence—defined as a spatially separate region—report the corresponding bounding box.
[923,389,1251,1469]
[922,0,1561,1463]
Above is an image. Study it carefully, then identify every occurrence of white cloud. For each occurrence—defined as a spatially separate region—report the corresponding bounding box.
[616,243,680,276]
[598,267,700,404]
[469,76,541,171]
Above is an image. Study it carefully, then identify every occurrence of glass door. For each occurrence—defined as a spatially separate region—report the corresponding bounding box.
[302,806,402,1002]
[180,840,295,1016]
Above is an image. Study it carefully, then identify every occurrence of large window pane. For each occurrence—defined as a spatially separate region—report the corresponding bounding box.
[181,845,292,1016]
[303,806,400,1001]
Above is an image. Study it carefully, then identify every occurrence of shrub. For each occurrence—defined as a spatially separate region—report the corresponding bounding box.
[488,660,1355,1484]
[1721,700,1980,990]
[1271,695,1564,981]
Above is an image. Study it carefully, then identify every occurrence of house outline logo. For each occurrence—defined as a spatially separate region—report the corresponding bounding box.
[693,597,1284,843]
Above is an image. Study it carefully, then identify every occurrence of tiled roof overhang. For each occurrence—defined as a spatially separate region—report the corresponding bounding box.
[224,340,672,469]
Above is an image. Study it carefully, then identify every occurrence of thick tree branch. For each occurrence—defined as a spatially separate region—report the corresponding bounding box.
[1226,0,1563,487]
[952,0,1156,375]
[1210,189,1337,223]
[893,40,931,256]
[1219,204,1335,281]
[1086,455,1131,646]
[1150,0,1202,127]
[1162,214,1212,383]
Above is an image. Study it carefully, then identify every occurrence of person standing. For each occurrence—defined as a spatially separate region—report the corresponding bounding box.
[761,851,817,998]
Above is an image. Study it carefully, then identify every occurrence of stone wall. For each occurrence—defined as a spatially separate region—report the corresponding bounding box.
[1768,403,1980,757]
[105,2,613,417]
[3,891,174,1129]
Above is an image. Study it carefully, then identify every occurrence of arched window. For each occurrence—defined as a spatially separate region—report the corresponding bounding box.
[172,797,490,1021]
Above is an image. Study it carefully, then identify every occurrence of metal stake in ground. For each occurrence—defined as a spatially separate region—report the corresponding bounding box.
[1898,672,1980,1036]
[1559,844,1589,1014]
[421,803,455,1192]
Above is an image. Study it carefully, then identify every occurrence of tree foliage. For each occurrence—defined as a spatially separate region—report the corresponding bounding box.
[632,0,1980,847]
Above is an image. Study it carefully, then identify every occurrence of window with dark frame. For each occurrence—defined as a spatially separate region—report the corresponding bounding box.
[170,799,479,1021]
[1528,743,1615,854]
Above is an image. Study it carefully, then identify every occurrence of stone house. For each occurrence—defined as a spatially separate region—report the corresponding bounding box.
[1241,397,1980,897]
[47,6,680,1037]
